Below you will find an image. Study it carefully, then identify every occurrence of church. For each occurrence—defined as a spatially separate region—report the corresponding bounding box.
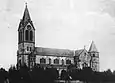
[17,4,99,71]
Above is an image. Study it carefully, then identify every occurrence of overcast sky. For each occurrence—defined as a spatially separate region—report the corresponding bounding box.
[0,0,115,71]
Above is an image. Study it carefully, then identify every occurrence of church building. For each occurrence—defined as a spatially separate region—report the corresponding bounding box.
[17,4,99,71]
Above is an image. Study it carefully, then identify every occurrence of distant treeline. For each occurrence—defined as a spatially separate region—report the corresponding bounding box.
[0,64,115,83]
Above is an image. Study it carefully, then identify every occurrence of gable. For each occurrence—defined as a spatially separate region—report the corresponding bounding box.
[78,49,91,62]
[25,23,35,30]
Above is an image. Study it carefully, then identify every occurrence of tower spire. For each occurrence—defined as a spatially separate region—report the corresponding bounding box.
[22,2,31,23]
[89,41,98,52]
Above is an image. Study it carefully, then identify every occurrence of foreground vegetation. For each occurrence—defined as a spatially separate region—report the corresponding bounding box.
[0,64,115,83]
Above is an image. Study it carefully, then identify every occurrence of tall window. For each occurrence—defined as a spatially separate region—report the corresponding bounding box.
[49,58,51,64]
[54,58,59,64]
[21,31,23,41]
[19,32,21,42]
[62,59,64,65]
[30,47,32,51]
[66,59,71,64]
[25,30,29,41]
[30,30,33,41]
[40,58,46,64]
[19,30,23,42]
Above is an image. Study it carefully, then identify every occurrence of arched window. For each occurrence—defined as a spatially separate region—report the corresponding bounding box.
[66,59,71,64]
[21,31,23,41]
[54,58,59,64]
[25,30,29,41]
[30,30,33,41]
[19,30,23,42]
[27,25,31,30]
[19,32,21,42]
[62,59,64,65]
[49,58,51,64]
[40,58,46,64]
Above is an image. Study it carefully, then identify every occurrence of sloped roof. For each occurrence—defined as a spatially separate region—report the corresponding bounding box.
[22,4,31,23]
[89,41,98,52]
[18,4,35,31]
[75,49,89,56]
[34,47,74,57]
[75,49,84,56]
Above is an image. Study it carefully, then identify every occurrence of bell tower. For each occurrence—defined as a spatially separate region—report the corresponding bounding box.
[88,41,99,71]
[17,3,35,68]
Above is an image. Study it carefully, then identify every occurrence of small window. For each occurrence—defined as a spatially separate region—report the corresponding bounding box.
[30,47,32,51]
[66,59,71,64]
[40,58,46,64]
[27,47,29,51]
[54,58,59,64]
[19,31,23,42]
[93,54,95,57]
[27,25,31,30]
[62,59,64,65]
[49,58,51,64]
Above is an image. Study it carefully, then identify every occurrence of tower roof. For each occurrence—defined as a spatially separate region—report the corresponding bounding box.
[18,3,35,31]
[22,3,31,22]
[89,41,98,52]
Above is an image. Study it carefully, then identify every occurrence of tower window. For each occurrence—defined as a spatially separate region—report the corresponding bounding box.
[25,30,29,41]
[19,30,23,42]
[27,25,31,30]
[30,30,33,41]
[19,32,21,42]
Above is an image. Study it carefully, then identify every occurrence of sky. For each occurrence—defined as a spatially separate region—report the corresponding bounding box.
[0,0,115,71]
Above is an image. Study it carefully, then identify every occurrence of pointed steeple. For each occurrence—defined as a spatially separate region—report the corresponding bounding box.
[89,41,98,52]
[22,3,31,23]
[18,3,35,31]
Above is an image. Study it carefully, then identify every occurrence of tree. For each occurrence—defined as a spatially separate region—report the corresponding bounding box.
[0,68,8,83]
[8,66,20,83]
